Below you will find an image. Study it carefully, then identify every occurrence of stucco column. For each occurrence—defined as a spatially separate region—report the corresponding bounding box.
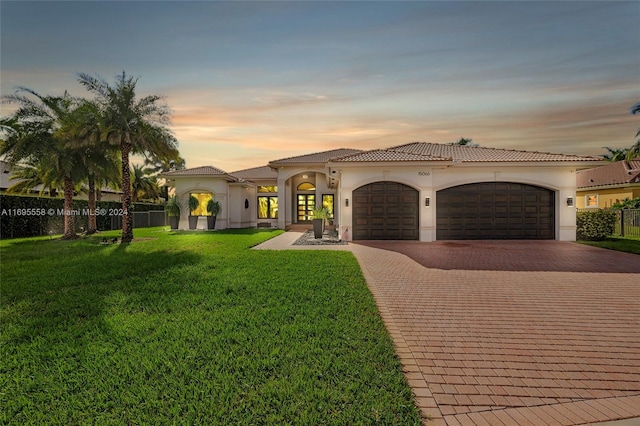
[277,175,287,230]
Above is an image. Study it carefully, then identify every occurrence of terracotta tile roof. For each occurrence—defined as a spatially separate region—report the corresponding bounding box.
[161,165,238,181]
[331,148,450,162]
[397,142,603,162]
[577,160,640,189]
[231,165,277,180]
[269,148,362,166]
[332,142,603,163]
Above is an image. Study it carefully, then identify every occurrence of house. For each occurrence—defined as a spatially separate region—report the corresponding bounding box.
[161,142,604,241]
[576,160,640,208]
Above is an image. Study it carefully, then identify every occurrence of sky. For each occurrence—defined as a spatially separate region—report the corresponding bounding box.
[1,1,639,172]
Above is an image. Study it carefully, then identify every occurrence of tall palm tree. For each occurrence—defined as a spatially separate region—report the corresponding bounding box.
[1,88,86,239]
[77,71,178,242]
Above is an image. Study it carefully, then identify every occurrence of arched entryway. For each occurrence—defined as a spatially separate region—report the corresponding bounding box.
[436,182,555,240]
[352,181,419,240]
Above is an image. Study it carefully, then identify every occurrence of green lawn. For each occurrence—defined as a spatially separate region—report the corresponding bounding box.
[0,228,421,425]
[578,236,640,255]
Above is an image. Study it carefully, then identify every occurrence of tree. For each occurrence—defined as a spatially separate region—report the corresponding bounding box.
[77,71,178,242]
[4,156,64,197]
[1,88,86,239]
[144,153,185,200]
[602,146,629,162]
[454,137,473,146]
[131,164,161,202]
[630,101,640,160]
[58,99,121,234]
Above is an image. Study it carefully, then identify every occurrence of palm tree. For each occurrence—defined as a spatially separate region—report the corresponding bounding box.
[77,71,178,242]
[144,153,185,200]
[131,164,161,202]
[59,99,121,234]
[602,147,629,162]
[4,156,65,197]
[1,88,86,239]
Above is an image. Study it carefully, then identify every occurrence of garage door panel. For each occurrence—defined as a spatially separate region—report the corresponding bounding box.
[353,181,419,240]
[437,182,554,240]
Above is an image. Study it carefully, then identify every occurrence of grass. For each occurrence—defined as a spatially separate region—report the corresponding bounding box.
[578,235,640,255]
[0,228,422,425]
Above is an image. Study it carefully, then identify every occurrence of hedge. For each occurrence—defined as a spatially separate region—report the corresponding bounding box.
[576,209,617,241]
[0,194,162,239]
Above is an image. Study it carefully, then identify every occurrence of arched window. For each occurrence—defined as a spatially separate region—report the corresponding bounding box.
[297,182,315,191]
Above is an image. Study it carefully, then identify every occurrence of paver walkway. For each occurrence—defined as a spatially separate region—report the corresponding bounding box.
[254,234,640,425]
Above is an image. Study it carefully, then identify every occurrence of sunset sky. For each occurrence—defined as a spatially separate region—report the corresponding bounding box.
[2,1,639,172]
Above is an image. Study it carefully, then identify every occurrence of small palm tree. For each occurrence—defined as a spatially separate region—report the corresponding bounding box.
[77,71,178,243]
[602,147,629,162]
[131,163,161,202]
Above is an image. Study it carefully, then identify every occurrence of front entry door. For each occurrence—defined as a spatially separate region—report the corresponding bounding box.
[297,194,315,222]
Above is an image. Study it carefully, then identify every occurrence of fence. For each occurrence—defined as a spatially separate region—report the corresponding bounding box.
[616,209,640,238]
[111,210,168,230]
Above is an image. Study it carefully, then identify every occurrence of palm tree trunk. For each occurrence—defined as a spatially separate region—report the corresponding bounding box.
[87,174,97,235]
[62,175,77,240]
[121,140,134,243]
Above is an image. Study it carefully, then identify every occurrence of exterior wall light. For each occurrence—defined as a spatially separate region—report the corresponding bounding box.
[345,198,349,207]
[566,197,573,207]
[425,197,430,207]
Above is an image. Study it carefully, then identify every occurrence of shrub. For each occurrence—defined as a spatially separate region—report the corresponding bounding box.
[577,209,617,241]
[612,196,640,209]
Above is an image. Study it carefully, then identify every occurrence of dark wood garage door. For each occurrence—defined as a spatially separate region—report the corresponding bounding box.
[436,182,555,240]
[353,182,419,240]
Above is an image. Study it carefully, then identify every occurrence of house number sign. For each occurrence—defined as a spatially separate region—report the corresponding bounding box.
[418,171,431,176]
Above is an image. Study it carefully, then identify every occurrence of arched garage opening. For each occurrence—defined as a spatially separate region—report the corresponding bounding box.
[436,182,555,240]
[353,181,419,240]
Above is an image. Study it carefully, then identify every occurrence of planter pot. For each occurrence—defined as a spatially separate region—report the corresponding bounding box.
[169,216,179,230]
[188,216,198,230]
[207,215,217,230]
[312,218,324,239]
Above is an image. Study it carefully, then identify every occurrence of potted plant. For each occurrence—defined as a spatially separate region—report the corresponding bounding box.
[188,194,200,230]
[166,196,182,230]
[311,207,329,239]
[206,199,220,230]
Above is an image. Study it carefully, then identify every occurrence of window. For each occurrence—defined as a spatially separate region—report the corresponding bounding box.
[586,194,598,208]
[258,186,277,193]
[190,193,212,216]
[258,196,278,219]
[322,194,334,218]
[297,182,315,191]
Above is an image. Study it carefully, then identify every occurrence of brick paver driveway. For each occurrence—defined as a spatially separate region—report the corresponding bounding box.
[350,241,640,425]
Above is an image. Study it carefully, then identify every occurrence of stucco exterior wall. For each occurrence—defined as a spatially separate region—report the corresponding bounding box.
[172,176,230,230]
[335,164,579,241]
[576,186,640,209]
[229,184,256,228]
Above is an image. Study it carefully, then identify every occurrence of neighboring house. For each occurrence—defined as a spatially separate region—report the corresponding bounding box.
[576,160,640,209]
[162,143,603,241]
[0,160,122,202]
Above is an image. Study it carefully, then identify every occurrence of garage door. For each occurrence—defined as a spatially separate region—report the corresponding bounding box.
[353,182,419,240]
[436,182,554,240]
